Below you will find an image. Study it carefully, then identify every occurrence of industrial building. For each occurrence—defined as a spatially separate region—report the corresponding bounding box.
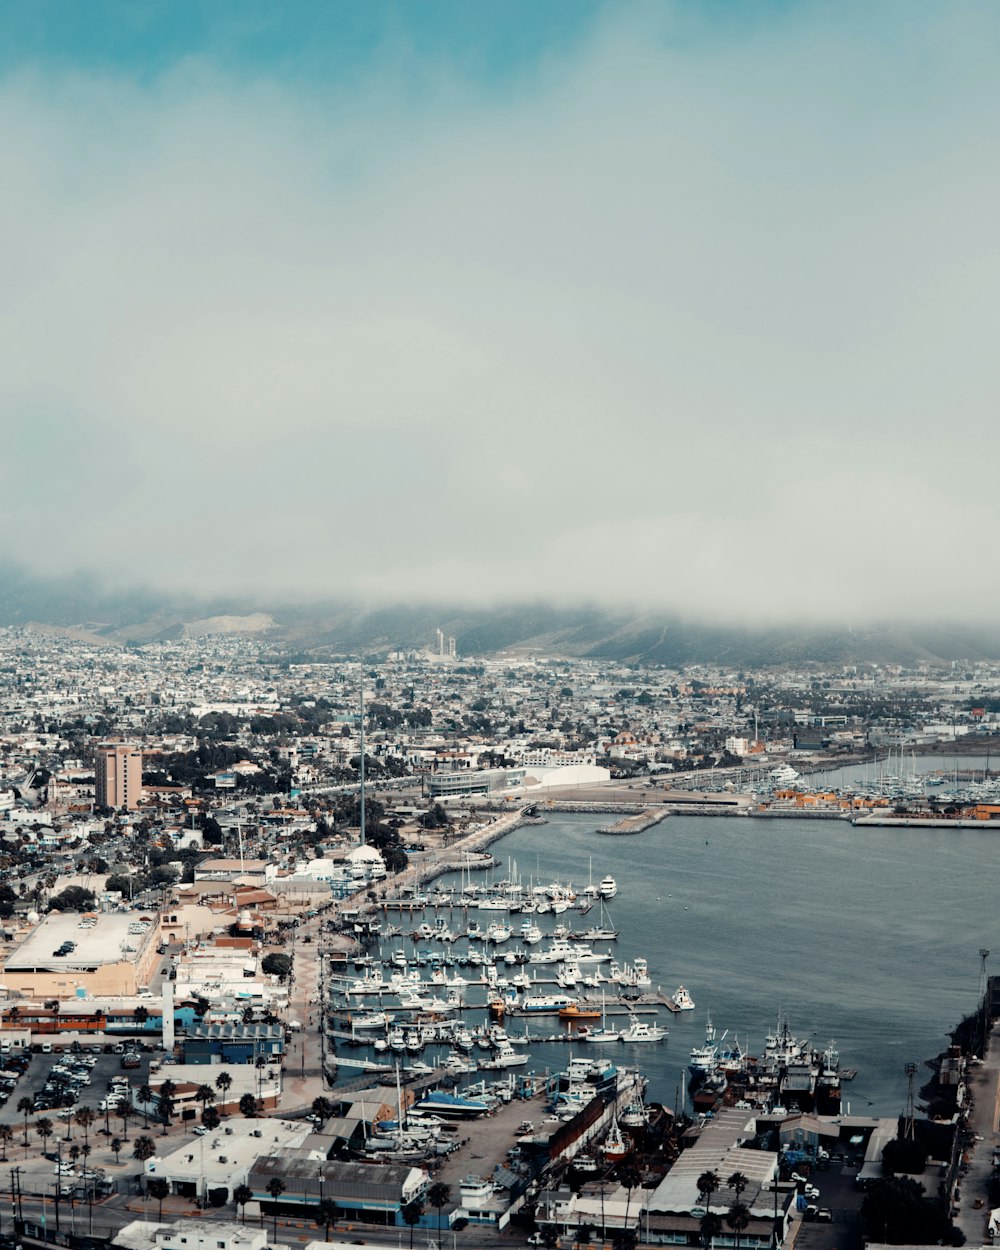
[0,912,161,998]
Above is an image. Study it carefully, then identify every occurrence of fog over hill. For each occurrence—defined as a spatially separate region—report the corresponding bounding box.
[1,563,998,668]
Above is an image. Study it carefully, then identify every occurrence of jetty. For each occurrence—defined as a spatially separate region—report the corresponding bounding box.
[596,805,669,836]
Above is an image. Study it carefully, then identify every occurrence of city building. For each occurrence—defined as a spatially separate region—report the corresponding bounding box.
[95,739,144,810]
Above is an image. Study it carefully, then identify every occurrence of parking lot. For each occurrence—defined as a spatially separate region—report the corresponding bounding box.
[0,1044,157,1131]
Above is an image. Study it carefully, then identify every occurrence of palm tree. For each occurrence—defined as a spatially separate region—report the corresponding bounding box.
[119,1101,134,1141]
[311,1096,334,1122]
[697,1170,720,1215]
[266,1177,286,1240]
[75,1107,96,1149]
[137,1083,154,1128]
[726,1172,749,1206]
[402,1199,423,1249]
[0,1124,12,1161]
[132,1134,156,1180]
[36,1117,53,1151]
[17,1096,33,1147]
[619,1164,642,1233]
[215,1070,233,1108]
[699,1212,722,1249]
[427,1181,451,1242]
[202,1106,221,1133]
[157,1093,175,1135]
[69,1144,81,1166]
[195,1084,216,1111]
[726,1202,750,1250]
[233,1183,253,1224]
[316,1199,340,1239]
[148,1177,170,1221]
[239,1092,259,1118]
[110,1136,123,1165]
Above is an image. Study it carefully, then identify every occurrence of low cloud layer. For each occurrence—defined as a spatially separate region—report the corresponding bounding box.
[2,3,997,624]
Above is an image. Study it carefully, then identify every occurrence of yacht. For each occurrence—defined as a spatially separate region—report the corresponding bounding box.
[671,985,695,1011]
[598,875,618,899]
[619,1014,667,1043]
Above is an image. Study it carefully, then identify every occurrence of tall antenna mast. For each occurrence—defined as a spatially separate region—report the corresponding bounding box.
[359,652,366,847]
[903,1062,917,1139]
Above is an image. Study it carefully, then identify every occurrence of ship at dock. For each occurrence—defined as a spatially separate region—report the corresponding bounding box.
[688,1016,846,1115]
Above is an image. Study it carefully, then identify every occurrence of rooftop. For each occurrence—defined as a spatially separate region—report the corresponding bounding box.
[4,912,158,972]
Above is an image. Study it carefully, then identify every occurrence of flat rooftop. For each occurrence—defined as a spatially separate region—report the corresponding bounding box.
[4,912,157,972]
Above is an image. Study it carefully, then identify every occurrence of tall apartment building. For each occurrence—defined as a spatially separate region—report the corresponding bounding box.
[94,740,143,810]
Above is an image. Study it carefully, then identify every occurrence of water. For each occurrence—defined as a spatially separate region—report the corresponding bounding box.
[803,753,997,793]
[420,811,996,1116]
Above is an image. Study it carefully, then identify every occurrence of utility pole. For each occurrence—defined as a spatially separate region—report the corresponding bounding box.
[980,949,991,1055]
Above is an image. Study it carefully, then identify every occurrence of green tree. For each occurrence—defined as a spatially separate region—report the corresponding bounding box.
[0,1124,12,1160]
[233,1183,253,1224]
[17,1095,33,1147]
[239,1092,259,1117]
[74,1106,96,1148]
[428,1181,451,1242]
[697,1170,720,1215]
[316,1199,340,1239]
[132,1134,156,1183]
[110,1136,123,1165]
[261,952,293,980]
[215,1070,233,1106]
[401,1199,424,1249]
[35,1116,53,1150]
[148,1177,170,1221]
[726,1202,750,1250]
[860,1175,956,1245]
[699,1212,722,1249]
[266,1177,286,1240]
[202,1105,221,1133]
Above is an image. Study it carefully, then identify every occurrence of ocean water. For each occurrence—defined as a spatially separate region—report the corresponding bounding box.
[425,811,998,1117]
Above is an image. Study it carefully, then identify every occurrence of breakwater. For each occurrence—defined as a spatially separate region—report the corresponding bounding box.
[596,806,670,835]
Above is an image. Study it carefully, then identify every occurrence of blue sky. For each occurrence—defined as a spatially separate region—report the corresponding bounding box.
[2,2,999,621]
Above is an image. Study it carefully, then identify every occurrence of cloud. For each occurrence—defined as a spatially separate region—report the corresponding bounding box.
[1,1,998,622]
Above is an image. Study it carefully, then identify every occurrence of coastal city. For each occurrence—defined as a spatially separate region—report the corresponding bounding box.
[0,626,999,1250]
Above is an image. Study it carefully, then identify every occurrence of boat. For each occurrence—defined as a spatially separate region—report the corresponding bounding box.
[689,1015,718,1075]
[671,985,695,1011]
[602,1116,631,1161]
[598,875,618,899]
[412,1090,491,1119]
[520,994,578,1013]
[619,1014,667,1043]
[480,1043,529,1069]
[559,1003,601,1021]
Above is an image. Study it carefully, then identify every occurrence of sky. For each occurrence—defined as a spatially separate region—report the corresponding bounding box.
[1,0,998,625]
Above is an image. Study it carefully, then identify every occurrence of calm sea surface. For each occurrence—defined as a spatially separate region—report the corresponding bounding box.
[421,811,998,1116]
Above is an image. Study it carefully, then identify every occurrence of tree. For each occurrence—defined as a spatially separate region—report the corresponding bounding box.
[725,1202,750,1250]
[726,1172,749,1205]
[137,1083,154,1128]
[195,1083,216,1110]
[311,1096,334,1122]
[75,1107,96,1148]
[0,1124,12,1160]
[119,1101,133,1141]
[316,1199,340,1239]
[402,1199,424,1249]
[262,952,293,980]
[134,1006,149,1029]
[266,1177,286,1240]
[110,1136,123,1165]
[860,1175,957,1245]
[619,1164,642,1232]
[17,1095,33,1147]
[697,1171,720,1215]
[35,1116,53,1150]
[239,1092,259,1118]
[233,1183,253,1224]
[215,1070,233,1105]
[427,1180,451,1242]
[699,1212,722,1249]
[202,1105,221,1133]
[148,1177,170,1222]
[132,1135,156,1180]
[48,885,97,912]
[156,1093,174,1134]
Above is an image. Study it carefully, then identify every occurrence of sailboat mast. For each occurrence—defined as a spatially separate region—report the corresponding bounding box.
[359,653,366,846]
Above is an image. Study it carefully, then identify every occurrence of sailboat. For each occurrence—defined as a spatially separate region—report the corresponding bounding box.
[586,990,622,1043]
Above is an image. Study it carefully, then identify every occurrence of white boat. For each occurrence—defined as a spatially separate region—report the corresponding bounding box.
[671,985,695,1011]
[481,1043,528,1069]
[619,1014,667,1043]
[486,922,512,944]
[598,875,618,899]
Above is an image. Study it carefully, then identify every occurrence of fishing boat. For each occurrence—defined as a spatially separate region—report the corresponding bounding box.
[602,1116,631,1161]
